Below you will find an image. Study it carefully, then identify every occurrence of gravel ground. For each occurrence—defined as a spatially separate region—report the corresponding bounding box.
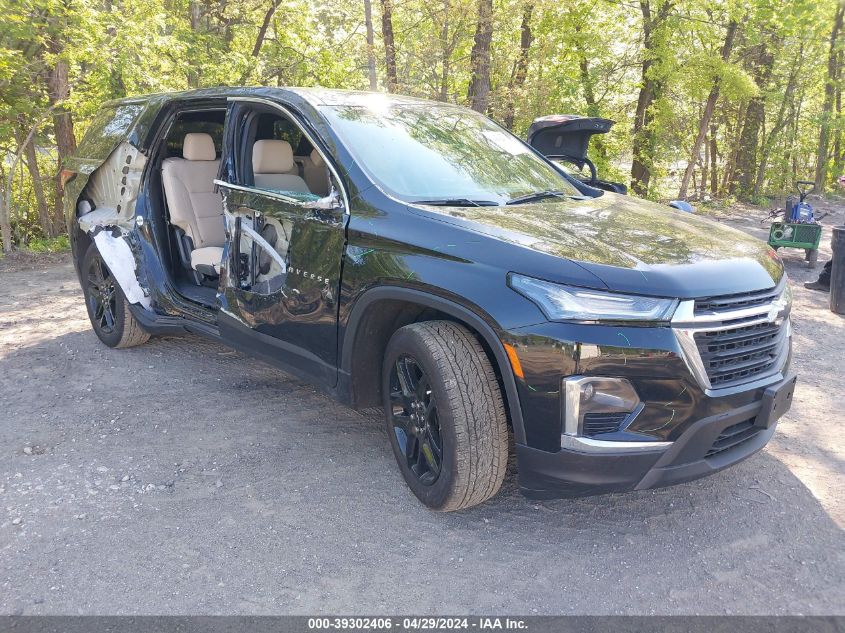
[0,208,843,615]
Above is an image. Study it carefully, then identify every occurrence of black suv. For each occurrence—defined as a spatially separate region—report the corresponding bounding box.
[64,88,796,511]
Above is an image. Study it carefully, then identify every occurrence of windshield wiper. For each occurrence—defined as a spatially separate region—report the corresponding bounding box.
[506,190,585,205]
[413,198,501,207]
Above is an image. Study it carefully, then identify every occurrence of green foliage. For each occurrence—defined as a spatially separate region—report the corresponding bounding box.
[27,234,70,253]
[0,0,843,251]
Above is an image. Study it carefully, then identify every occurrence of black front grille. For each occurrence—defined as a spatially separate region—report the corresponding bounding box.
[706,418,762,458]
[694,285,781,314]
[583,412,628,436]
[694,321,786,388]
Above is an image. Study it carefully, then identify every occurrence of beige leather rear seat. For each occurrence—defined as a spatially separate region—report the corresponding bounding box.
[302,148,330,197]
[161,132,224,273]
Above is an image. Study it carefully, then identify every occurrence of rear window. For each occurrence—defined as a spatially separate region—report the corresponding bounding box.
[165,113,226,158]
[76,103,145,161]
[255,113,308,155]
[270,117,303,150]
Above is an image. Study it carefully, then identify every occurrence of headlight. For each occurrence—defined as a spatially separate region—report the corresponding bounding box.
[777,282,792,310]
[509,274,678,322]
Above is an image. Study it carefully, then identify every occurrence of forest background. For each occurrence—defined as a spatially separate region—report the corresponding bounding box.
[1,0,844,252]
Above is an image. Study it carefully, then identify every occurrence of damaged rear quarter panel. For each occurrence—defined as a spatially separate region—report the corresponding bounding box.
[76,140,152,311]
[90,228,152,310]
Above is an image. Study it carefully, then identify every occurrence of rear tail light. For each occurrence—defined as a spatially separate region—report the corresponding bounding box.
[59,168,76,188]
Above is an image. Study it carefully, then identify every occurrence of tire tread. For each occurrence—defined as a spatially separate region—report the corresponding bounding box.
[115,298,151,348]
[391,321,508,511]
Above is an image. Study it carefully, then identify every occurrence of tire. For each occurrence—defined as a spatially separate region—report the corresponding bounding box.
[381,321,508,511]
[81,243,150,349]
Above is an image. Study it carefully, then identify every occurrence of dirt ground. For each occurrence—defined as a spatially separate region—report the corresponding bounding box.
[700,196,845,528]
[0,203,843,615]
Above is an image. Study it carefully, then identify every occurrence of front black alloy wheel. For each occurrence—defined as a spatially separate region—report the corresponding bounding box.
[382,321,509,511]
[81,243,150,348]
[389,355,444,486]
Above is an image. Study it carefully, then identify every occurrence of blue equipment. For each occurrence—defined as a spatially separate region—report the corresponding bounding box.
[787,181,816,223]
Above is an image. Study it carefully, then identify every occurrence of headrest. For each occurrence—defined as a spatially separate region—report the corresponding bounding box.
[182,133,216,161]
[310,148,324,168]
[253,139,294,174]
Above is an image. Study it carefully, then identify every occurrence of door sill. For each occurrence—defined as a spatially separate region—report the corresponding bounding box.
[173,279,218,309]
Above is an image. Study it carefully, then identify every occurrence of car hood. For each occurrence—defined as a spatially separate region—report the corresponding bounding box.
[414,193,784,298]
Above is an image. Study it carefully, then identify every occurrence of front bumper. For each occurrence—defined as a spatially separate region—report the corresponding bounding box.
[516,374,793,499]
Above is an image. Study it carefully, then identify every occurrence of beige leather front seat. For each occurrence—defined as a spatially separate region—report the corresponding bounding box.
[252,140,310,193]
[161,132,224,273]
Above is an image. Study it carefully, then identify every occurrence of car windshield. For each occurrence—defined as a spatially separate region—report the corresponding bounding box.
[322,101,581,205]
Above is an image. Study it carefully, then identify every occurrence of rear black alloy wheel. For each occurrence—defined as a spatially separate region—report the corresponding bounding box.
[81,243,150,348]
[382,321,509,511]
[389,355,444,486]
[87,255,118,334]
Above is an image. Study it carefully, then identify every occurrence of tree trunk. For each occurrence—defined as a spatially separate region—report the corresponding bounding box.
[1,118,46,252]
[103,0,127,98]
[754,43,804,197]
[438,0,450,101]
[785,79,807,190]
[630,81,657,196]
[630,0,674,198]
[709,120,718,195]
[573,24,607,164]
[834,49,843,175]
[467,0,494,113]
[678,19,738,199]
[733,41,776,199]
[237,0,280,83]
[46,55,76,235]
[814,3,845,193]
[252,1,279,57]
[721,104,745,193]
[363,0,378,90]
[380,0,398,92]
[502,4,533,130]
[24,136,52,238]
[575,26,598,117]
[0,165,10,253]
[187,1,202,87]
[700,130,709,199]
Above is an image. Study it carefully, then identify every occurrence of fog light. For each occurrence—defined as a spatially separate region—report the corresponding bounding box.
[563,377,640,437]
